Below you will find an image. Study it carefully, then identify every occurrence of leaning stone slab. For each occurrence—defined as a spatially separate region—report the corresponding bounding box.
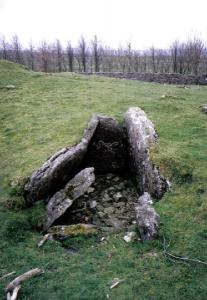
[43,167,95,230]
[135,192,160,241]
[24,116,99,205]
[124,107,168,199]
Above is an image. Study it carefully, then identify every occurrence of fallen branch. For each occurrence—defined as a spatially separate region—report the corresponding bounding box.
[110,278,125,289]
[6,292,11,300]
[38,233,54,248]
[0,271,16,280]
[6,268,44,292]
[7,285,21,300]
[163,236,207,266]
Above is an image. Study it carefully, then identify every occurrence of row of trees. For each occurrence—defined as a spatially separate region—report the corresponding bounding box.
[0,34,206,75]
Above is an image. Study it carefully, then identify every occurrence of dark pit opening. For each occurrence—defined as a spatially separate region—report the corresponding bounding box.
[52,116,137,232]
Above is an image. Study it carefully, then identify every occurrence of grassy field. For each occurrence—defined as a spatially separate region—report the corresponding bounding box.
[0,60,207,299]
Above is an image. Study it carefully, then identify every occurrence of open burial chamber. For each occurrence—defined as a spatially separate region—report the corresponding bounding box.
[24,107,168,241]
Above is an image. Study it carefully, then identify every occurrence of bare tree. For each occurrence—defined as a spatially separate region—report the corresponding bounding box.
[55,39,63,72]
[0,36,8,60]
[177,43,186,74]
[141,51,148,73]
[102,46,114,72]
[66,42,74,72]
[127,42,132,72]
[92,35,100,72]
[12,34,23,64]
[133,51,140,72]
[39,40,50,72]
[156,49,168,73]
[117,47,127,72]
[171,40,179,73]
[27,41,35,70]
[150,46,156,73]
[78,36,87,72]
[186,37,203,74]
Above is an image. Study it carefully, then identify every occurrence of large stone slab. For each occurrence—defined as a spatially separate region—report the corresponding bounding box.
[124,107,168,199]
[43,167,95,230]
[24,116,99,205]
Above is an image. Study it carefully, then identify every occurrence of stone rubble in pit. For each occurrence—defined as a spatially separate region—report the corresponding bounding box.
[55,173,138,232]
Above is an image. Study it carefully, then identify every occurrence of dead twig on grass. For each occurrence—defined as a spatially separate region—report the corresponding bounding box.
[0,271,16,280]
[38,233,54,248]
[6,268,44,292]
[163,236,207,266]
[5,268,44,300]
[110,278,125,289]
[7,285,21,300]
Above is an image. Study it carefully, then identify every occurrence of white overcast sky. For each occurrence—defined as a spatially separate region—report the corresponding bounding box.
[0,0,207,49]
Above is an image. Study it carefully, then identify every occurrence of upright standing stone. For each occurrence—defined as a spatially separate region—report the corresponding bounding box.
[124,107,168,199]
[135,192,160,241]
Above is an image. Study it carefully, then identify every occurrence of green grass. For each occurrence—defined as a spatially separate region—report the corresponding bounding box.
[0,59,207,299]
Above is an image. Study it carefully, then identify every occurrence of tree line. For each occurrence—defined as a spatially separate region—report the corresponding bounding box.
[0,34,207,75]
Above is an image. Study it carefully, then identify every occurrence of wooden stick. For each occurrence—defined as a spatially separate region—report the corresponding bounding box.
[6,268,44,292]
[7,292,11,300]
[10,285,21,300]
[163,236,207,266]
[110,278,125,289]
[38,233,53,248]
[0,271,16,280]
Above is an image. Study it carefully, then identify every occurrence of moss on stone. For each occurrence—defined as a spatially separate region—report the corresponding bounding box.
[48,224,97,237]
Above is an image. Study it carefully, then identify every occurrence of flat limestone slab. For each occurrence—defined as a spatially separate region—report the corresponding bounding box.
[44,167,95,230]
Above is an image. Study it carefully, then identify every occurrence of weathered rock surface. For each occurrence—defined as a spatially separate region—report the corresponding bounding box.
[201,104,207,113]
[24,116,99,205]
[84,116,127,174]
[135,192,160,241]
[124,107,168,199]
[44,167,95,230]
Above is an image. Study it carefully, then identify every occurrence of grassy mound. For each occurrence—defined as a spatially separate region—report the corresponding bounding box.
[0,60,207,299]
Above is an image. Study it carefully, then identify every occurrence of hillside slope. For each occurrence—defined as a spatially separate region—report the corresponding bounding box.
[0,60,207,299]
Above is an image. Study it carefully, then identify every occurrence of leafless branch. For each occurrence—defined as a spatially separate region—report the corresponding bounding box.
[0,271,16,280]
[163,236,207,266]
[7,285,21,300]
[6,268,44,292]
